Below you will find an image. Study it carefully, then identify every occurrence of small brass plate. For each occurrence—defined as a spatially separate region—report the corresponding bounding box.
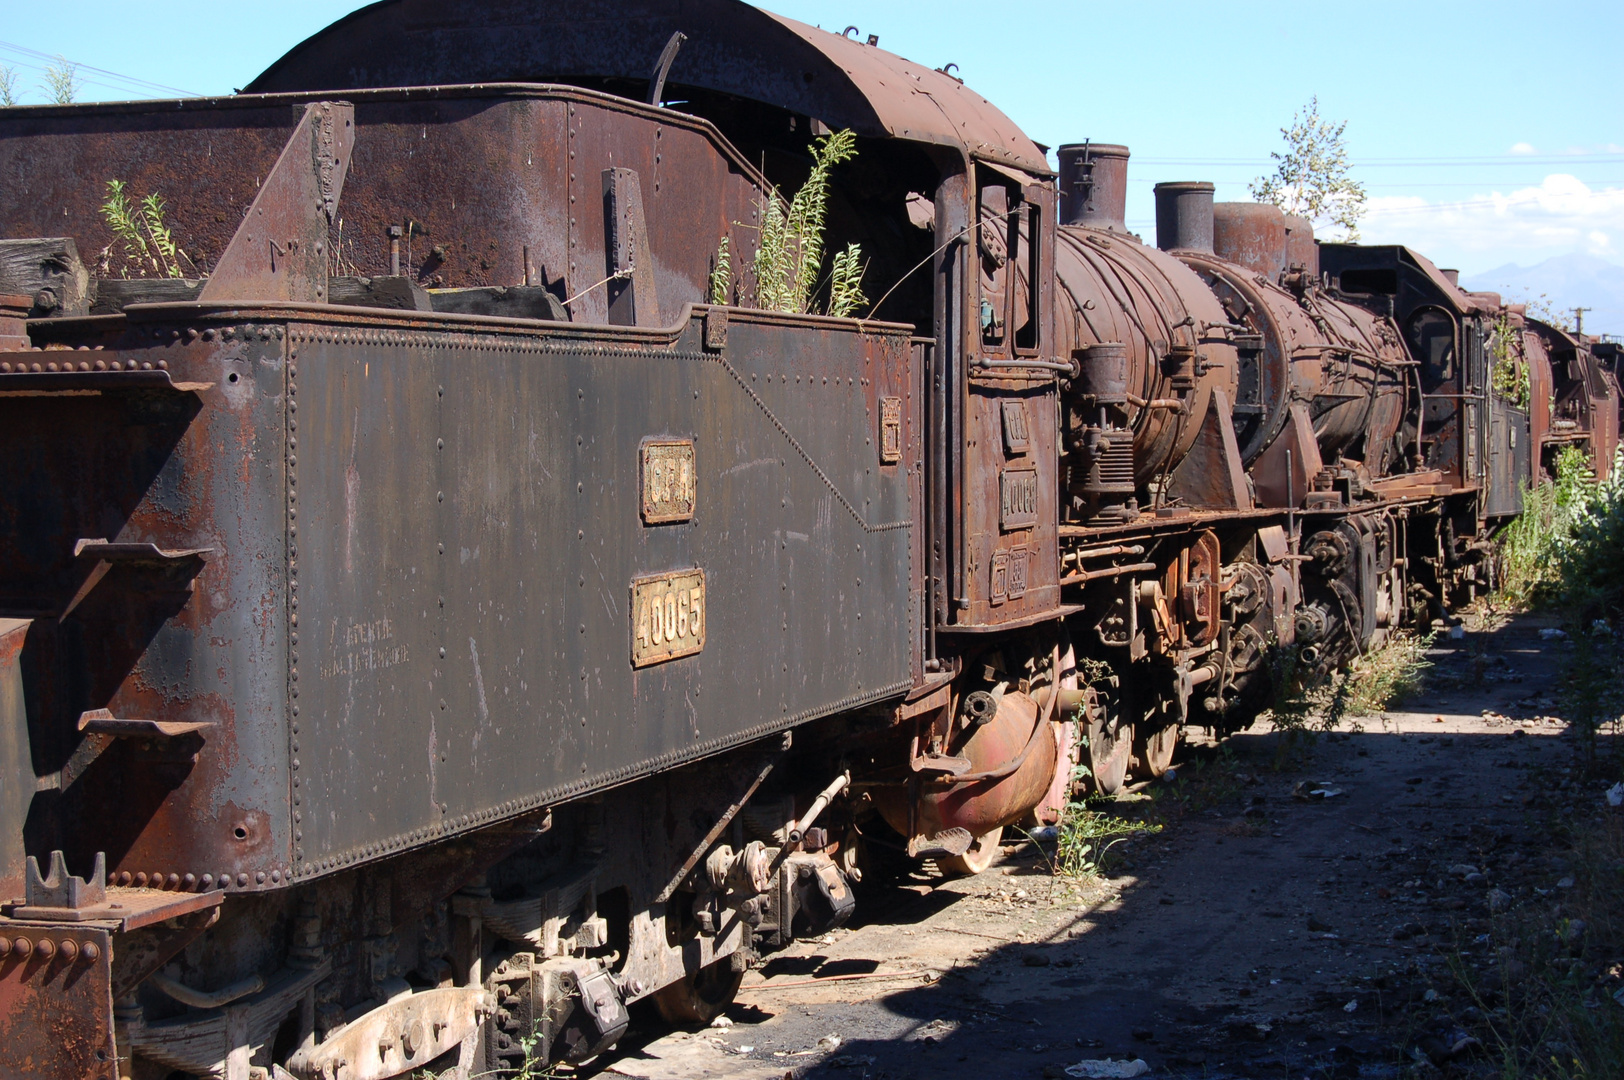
[631,568,706,667]
[879,396,902,464]
[640,439,695,524]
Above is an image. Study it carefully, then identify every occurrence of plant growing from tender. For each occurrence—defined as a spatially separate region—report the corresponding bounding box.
[100,179,193,279]
[715,129,868,317]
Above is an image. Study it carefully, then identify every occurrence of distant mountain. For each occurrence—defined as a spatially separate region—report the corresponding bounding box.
[1461,253,1624,337]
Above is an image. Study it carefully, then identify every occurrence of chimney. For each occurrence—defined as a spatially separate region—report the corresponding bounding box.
[1153,182,1215,254]
[1057,143,1129,233]
[1440,268,1460,287]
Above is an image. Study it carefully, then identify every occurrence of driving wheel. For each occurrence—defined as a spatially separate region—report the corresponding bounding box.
[1134,722,1178,778]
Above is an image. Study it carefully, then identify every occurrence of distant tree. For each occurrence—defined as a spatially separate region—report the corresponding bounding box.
[42,56,79,104]
[0,66,18,106]
[1250,96,1367,241]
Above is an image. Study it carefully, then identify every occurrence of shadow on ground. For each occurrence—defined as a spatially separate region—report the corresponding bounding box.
[600,615,1616,1080]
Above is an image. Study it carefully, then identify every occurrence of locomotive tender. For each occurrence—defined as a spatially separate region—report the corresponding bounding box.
[0,2,1615,1077]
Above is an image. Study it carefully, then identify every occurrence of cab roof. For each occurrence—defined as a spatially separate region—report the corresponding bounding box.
[244,0,1050,176]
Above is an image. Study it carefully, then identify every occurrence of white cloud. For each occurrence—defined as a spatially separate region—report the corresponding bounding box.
[1509,142,1536,155]
[1359,174,1624,269]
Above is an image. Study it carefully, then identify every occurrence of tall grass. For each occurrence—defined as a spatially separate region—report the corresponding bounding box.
[715,129,867,317]
[1498,446,1624,621]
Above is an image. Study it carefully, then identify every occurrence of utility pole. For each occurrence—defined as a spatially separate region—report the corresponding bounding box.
[1574,307,1591,336]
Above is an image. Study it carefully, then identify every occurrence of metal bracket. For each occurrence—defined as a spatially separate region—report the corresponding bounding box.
[198,101,355,304]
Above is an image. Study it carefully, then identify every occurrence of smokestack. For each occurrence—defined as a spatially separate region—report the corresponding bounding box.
[1440,268,1460,287]
[1153,182,1215,254]
[1057,143,1129,233]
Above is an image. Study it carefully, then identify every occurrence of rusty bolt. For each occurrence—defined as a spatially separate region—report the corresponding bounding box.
[81,942,100,961]
[12,938,30,958]
[166,873,180,888]
[58,939,78,962]
[0,938,10,958]
[35,939,54,960]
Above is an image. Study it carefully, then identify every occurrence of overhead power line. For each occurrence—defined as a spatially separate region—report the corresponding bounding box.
[1128,178,1624,190]
[0,40,200,99]
[1133,156,1624,169]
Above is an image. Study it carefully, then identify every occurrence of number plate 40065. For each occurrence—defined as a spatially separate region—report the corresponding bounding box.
[631,569,706,667]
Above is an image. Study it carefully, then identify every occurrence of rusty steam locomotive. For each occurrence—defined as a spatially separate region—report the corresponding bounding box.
[0,1,1616,1077]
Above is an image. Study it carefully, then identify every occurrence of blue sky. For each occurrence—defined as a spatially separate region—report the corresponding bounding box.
[4,0,1621,275]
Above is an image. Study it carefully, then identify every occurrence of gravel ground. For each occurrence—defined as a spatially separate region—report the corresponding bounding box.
[596,613,1616,1080]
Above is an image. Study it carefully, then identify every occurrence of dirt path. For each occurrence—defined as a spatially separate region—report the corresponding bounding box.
[601,614,1601,1079]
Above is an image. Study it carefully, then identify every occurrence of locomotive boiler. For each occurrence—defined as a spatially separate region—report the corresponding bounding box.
[0,1,1616,1077]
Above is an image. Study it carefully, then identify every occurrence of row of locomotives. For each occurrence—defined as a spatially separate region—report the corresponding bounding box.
[1520,315,1620,483]
[1036,142,1422,789]
[1317,244,1621,607]
[0,1,1602,1077]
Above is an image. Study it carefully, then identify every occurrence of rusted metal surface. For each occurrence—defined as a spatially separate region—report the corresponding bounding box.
[1212,202,1291,280]
[0,2,1598,1072]
[244,0,1049,176]
[954,172,1062,628]
[1,315,293,897]
[0,618,30,900]
[0,921,117,1079]
[287,985,495,1080]
[1320,243,1497,492]
[1053,224,1240,491]
[871,689,1058,843]
[1179,250,1409,478]
[0,86,770,325]
[0,294,30,350]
